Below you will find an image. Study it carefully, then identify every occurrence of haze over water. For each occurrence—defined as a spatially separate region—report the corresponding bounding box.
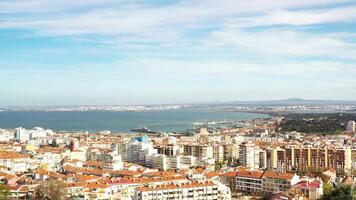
[0,110,268,133]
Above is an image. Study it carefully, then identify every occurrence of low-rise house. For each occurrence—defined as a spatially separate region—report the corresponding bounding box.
[293,177,323,200]
[0,151,31,173]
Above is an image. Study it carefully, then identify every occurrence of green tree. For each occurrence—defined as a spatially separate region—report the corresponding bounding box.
[322,183,334,197]
[0,184,10,200]
[215,161,224,170]
[34,180,68,200]
[321,185,352,200]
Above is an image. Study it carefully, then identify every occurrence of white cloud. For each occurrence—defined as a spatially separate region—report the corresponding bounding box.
[209,28,356,59]
[0,0,355,35]
[228,6,356,28]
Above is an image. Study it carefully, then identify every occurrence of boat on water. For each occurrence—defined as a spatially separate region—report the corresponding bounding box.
[192,120,228,126]
[130,127,157,134]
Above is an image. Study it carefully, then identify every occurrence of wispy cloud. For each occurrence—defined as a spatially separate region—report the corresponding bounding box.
[0,0,356,104]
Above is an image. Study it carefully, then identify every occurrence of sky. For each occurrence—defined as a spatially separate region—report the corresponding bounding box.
[0,0,356,106]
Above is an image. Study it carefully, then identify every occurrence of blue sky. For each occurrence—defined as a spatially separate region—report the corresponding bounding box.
[0,0,356,105]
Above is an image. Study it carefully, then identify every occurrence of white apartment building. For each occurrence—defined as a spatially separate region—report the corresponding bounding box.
[152,154,169,171]
[135,181,231,200]
[127,140,157,164]
[139,147,158,166]
[239,142,260,169]
[235,169,263,195]
[347,121,356,132]
[103,155,124,171]
[261,171,299,194]
[15,127,30,142]
[168,156,181,170]
[0,129,15,142]
[180,156,197,168]
[0,151,32,173]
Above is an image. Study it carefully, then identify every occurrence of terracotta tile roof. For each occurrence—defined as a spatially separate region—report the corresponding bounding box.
[194,167,205,174]
[106,175,188,185]
[237,170,263,179]
[204,171,220,179]
[84,161,103,168]
[220,171,238,178]
[262,171,295,180]
[111,170,142,177]
[69,174,100,182]
[142,171,179,178]
[0,151,29,160]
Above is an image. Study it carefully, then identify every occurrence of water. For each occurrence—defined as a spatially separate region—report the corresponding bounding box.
[0,110,268,132]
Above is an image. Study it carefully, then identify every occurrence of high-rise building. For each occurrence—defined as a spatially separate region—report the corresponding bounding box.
[347,121,356,132]
[239,142,260,169]
[267,146,352,174]
[152,154,169,171]
[14,127,30,142]
[183,144,213,159]
[127,137,157,165]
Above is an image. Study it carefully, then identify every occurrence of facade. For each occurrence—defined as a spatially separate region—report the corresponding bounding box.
[127,140,157,164]
[183,145,213,159]
[239,142,260,169]
[152,154,169,171]
[261,171,299,193]
[156,145,179,156]
[347,121,356,132]
[267,146,352,174]
[235,169,263,195]
[0,151,31,173]
[135,181,231,200]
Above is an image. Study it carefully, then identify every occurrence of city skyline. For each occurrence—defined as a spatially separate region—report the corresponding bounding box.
[1,0,356,105]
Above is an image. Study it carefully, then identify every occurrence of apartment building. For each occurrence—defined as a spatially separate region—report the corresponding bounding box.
[183,145,213,159]
[261,171,299,193]
[135,181,231,200]
[239,142,260,170]
[0,151,32,173]
[156,145,179,157]
[235,169,263,195]
[269,146,352,174]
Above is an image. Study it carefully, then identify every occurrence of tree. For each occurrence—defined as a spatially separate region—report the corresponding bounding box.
[215,161,224,170]
[0,184,10,200]
[322,182,334,198]
[34,180,68,200]
[321,185,352,200]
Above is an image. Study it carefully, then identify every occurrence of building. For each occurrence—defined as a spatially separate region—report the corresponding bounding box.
[235,169,263,195]
[239,142,260,169]
[261,171,299,194]
[14,127,30,142]
[168,156,181,170]
[293,177,323,200]
[219,171,238,193]
[267,146,352,174]
[183,145,213,159]
[135,181,231,200]
[127,137,157,165]
[347,121,356,132]
[0,151,31,173]
[152,154,169,171]
[156,145,179,156]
